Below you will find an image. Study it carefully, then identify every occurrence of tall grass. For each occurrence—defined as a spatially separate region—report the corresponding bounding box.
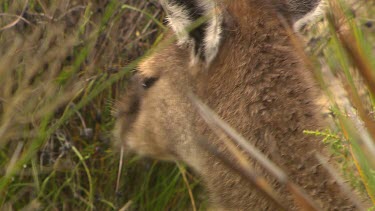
[0,1,198,210]
[0,0,374,210]
[306,0,375,207]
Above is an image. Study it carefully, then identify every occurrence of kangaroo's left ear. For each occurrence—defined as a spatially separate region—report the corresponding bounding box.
[159,0,223,67]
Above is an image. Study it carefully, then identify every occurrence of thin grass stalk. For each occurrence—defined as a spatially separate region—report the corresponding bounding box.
[176,163,197,211]
[202,122,288,209]
[188,93,321,211]
[196,136,288,211]
[327,0,375,143]
[326,0,375,204]
[338,114,375,204]
[316,153,367,210]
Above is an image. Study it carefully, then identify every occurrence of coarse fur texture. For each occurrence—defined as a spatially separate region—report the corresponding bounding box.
[114,0,364,210]
[159,0,326,66]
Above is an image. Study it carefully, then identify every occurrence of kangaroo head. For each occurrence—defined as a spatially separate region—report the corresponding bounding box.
[114,0,325,159]
[113,0,363,210]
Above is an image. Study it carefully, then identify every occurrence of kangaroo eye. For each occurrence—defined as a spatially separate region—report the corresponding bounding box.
[142,77,158,89]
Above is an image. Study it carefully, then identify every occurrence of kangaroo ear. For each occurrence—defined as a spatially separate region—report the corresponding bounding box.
[160,0,223,66]
[290,0,327,31]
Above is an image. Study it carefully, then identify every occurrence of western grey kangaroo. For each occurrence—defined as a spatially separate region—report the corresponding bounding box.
[114,0,363,210]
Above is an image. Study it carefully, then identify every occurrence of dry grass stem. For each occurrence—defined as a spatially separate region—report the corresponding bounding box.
[188,93,321,211]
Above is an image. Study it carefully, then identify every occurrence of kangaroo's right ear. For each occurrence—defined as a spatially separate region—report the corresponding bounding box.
[290,0,328,31]
[160,0,223,67]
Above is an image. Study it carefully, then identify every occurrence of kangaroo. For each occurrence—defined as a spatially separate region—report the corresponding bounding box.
[114,0,361,210]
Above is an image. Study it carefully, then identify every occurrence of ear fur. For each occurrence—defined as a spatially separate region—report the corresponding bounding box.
[292,0,327,31]
[159,0,326,66]
[159,0,223,67]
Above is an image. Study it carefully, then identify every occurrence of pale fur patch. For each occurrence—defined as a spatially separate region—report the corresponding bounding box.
[189,43,200,67]
[198,0,223,66]
[160,0,223,67]
[137,55,161,79]
[159,0,192,46]
[293,0,328,32]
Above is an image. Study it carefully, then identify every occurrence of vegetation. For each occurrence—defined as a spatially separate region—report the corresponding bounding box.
[0,1,199,210]
[306,0,375,205]
[0,0,374,210]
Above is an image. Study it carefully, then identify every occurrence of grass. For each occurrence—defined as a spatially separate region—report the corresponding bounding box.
[305,0,375,206]
[0,0,374,210]
[0,1,199,210]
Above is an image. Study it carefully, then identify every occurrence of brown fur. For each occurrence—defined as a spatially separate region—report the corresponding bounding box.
[114,1,360,210]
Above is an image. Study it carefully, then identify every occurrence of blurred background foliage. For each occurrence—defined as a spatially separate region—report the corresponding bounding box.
[0,1,201,210]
